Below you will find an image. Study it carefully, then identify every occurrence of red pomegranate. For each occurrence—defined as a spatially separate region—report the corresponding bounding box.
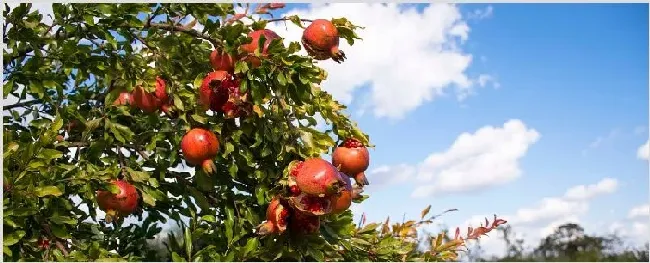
[113,92,133,106]
[302,19,346,63]
[332,138,370,185]
[289,210,321,235]
[180,128,220,174]
[291,158,344,196]
[153,76,168,103]
[288,192,333,216]
[199,71,250,118]
[210,48,236,72]
[131,85,161,113]
[240,29,281,67]
[354,172,369,187]
[256,197,291,235]
[96,180,139,222]
[330,173,353,214]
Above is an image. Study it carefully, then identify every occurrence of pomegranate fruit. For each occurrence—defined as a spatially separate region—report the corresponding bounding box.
[330,174,353,214]
[180,128,220,174]
[302,19,346,63]
[96,180,139,223]
[131,86,161,113]
[256,197,291,235]
[153,76,169,104]
[240,29,281,67]
[354,172,369,187]
[289,210,321,235]
[332,138,370,185]
[113,92,133,106]
[288,192,332,216]
[292,158,344,196]
[210,48,236,72]
[199,71,250,118]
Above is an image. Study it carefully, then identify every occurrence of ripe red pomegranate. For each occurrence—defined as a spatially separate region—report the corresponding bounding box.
[96,180,139,223]
[153,76,169,103]
[240,29,281,67]
[256,197,291,235]
[302,19,346,63]
[210,48,236,72]
[330,174,353,214]
[291,158,344,196]
[288,192,332,216]
[113,92,133,106]
[332,138,370,185]
[199,71,250,118]
[131,86,161,113]
[180,128,220,174]
[289,210,321,235]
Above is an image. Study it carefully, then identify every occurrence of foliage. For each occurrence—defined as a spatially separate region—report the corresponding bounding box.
[3,3,502,261]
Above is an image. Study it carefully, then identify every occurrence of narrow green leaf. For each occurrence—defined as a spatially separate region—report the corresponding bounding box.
[3,230,26,246]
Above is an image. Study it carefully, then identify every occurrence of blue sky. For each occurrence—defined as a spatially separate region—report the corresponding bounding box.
[13,2,649,255]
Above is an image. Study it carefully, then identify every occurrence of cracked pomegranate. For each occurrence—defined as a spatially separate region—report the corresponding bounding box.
[210,48,236,72]
[96,180,139,223]
[332,138,370,185]
[291,158,344,196]
[302,19,346,63]
[180,128,220,174]
[199,71,250,118]
[288,192,332,216]
[240,29,281,67]
[256,197,291,235]
[289,210,321,235]
[330,173,353,214]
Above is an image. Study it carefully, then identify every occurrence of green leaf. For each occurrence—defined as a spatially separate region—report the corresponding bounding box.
[38,148,63,160]
[51,215,78,225]
[35,186,63,197]
[127,168,150,183]
[188,186,210,212]
[141,190,156,206]
[243,238,259,257]
[184,226,193,260]
[201,215,216,222]
[3,230,26,246]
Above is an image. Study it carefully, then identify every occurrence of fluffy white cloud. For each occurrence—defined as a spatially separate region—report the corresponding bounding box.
[266,3,493,119]
[637,140,648,160]
[412,119,540,198]
[508,178,618,226]
[628,203,649,219]
[563,178,618,201]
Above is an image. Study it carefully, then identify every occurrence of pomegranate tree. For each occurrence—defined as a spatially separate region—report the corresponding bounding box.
[2,3,506,262]
[180,128,220,174]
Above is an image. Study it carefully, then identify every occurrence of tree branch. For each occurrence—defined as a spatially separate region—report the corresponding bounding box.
[266,17,313,24]
[4,99,43,110]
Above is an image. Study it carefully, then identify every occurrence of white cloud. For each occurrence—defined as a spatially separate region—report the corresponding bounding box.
[412,119,540,198]
[563,177,618,201]
[508,178,618,226]
[364,164,414,188]
[628,204,649,219]
[467,5,494,20]
[266,3,492,120]
[636,140,648,160]
[585,128,619,151]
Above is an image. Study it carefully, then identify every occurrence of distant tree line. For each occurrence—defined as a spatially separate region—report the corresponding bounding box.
[466,223,649,262]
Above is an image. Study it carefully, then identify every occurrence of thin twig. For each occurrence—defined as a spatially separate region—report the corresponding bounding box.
[266,17,313,23]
